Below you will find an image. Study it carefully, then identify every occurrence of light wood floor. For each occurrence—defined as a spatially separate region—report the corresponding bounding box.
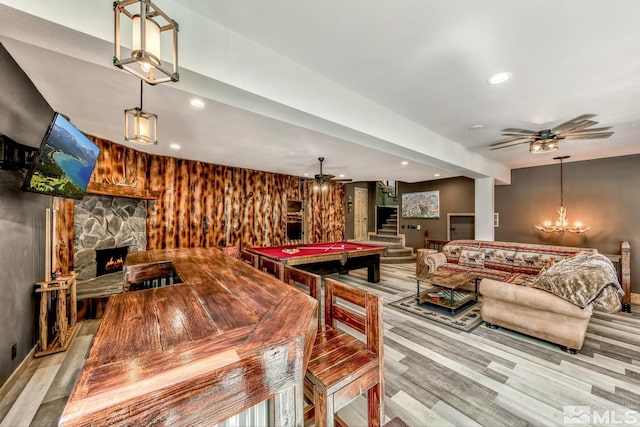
[2,263,639,426]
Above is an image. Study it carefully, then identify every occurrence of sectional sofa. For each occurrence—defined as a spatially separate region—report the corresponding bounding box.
[417,240,629,352]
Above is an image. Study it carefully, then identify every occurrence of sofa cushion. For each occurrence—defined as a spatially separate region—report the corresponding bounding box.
[439,263,511,282]
[459,249,485,268]
[506,272,538,287]
[513,251,568,275]
[442,241,481,264]
[481,242,517,273]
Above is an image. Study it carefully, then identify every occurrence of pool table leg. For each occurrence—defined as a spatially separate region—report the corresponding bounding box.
[368,255,380,283]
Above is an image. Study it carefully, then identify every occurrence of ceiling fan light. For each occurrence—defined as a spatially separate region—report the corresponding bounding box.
[529,141,542,153]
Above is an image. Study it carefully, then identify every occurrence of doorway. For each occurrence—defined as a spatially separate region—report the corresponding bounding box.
[447,213,475,241]
[354,187,368,241]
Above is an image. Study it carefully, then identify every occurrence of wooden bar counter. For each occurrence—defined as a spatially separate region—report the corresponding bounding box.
[60,248,318,426]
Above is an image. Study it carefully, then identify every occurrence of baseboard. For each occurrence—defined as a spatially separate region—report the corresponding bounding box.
[0,345,36,402]
[631,292,640,306]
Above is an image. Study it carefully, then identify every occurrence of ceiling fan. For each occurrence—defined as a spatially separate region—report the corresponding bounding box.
[311,157,352,189]
[489,114,613,153]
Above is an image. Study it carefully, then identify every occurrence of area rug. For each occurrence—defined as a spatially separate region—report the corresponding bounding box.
[388,294,483,332]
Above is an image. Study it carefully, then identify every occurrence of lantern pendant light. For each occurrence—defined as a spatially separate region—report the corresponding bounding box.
[125,80,158,145]
[114,0,179,85]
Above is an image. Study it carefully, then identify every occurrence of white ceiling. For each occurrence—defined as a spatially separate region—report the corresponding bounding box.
[1,0,639,183]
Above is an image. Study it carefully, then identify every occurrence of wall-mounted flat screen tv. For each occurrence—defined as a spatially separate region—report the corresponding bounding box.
[22,112,100,200]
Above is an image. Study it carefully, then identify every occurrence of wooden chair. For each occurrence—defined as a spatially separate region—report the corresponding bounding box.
[305,278,384,427]
[283,265,321,321]
[258,256,284,281]
[221,245,241,259]
[240,249,259,268]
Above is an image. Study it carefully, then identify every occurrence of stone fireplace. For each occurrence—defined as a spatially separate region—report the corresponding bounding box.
[74,195,146,298]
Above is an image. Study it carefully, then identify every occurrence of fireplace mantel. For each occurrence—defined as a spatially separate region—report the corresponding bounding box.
[86,182,159,200]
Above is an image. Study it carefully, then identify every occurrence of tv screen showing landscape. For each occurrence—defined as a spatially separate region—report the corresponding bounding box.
[22,112,100,200]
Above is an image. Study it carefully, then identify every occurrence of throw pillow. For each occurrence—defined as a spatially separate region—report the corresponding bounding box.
[459,249,485,268]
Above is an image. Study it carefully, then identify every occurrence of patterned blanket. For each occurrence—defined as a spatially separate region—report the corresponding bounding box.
[532,252,623,312]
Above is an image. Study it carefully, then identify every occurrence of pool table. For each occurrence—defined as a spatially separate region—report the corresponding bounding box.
[249,242,388,283]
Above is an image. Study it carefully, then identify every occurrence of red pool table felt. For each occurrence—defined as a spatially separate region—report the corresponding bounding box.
[250,242,386,261]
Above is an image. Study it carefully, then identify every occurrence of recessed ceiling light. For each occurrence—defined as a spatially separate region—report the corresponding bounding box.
[303,173,309,176]
[170,143,181,150]
[190,98,205,108]
[339,174,345,178]
[434,173,441,177]
[488,72,513,85]
[401,161,409,166]
[469,124,484,130]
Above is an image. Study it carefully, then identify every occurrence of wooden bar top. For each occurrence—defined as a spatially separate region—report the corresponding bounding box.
[60,247,318,426]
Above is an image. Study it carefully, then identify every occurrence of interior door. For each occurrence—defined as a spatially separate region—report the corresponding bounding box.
[447,214,475,240]
[354,187,368,241]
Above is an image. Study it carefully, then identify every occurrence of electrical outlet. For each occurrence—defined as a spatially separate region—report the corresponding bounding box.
[11,343,17,360]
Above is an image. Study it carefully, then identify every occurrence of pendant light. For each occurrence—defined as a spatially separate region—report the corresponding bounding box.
[114,0,179,85]
[125,80,157,145]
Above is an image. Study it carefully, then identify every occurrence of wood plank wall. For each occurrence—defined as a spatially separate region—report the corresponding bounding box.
[85,137,345,252]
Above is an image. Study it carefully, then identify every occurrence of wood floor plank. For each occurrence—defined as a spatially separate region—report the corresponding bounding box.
[2,263,639,427]
[390,390,455,427]
[0,364,60,427]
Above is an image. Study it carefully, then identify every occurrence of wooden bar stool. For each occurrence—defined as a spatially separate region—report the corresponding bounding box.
[259,256,284,281]
[240,249,259,268]
[283,265,322,323]
[305,278,384,427]
[283,266,320,300]
[221,245,241,259]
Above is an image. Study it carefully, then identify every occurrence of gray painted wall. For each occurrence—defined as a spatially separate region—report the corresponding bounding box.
[0,40,55,385]
[0,171,50,385]
[344,182,377,239]
[496,154,640,293]
[398,177,475,248]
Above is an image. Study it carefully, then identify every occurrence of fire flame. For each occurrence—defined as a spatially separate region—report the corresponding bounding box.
[105,256,124,271]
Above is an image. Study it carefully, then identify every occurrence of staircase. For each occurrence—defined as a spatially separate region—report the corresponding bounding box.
[378,213,398,235]
[351,232,416,264]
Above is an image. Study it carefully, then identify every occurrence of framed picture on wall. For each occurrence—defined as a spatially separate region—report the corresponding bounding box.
[401,190,439,218]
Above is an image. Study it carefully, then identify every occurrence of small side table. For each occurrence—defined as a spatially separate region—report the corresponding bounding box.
[35,273,79,357]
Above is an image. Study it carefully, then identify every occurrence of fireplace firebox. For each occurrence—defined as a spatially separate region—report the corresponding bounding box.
[95,246,128,277]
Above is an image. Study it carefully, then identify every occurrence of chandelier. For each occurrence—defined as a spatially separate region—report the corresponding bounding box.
[535,156,589,233]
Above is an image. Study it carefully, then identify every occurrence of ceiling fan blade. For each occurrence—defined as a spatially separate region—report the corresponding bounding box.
[559,120,600,135]
[552,114,597,133]
[500,128,538,135]
[333,178,353,182]
[489,140,533,150]
[567,126,612,134]
[315,173,335,180]
[561,132,614,140]
[489,136,533,147]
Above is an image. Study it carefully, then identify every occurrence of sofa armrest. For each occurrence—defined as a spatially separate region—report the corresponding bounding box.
[480,278,592,319]
[424,252,447,273]
[416,248,437,277]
